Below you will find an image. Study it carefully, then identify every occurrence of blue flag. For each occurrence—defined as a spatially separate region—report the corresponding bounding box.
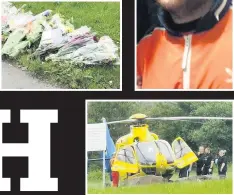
[104,123,116,172]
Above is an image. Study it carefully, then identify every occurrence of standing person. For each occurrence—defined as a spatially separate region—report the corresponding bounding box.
[202,147,214,175]
[179,164,192,178]
[196,146,205,176]
[110,152,119,187]
[217,150,228,179]
[137,0,232,89]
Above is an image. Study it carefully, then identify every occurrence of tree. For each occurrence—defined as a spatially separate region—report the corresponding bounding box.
[87,101,232,159]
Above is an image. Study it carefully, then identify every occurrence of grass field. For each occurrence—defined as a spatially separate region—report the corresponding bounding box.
[87,165,233,194]
[10,2,120,89]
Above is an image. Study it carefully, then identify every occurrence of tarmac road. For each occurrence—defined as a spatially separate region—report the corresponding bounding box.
[2,61,58,89]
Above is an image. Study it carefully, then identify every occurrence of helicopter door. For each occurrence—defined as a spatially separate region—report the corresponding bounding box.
[155,140,175,164]
[171,137,198,169]
[111,146,139,174]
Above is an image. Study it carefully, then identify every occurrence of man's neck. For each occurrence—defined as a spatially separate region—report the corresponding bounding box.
[170,0,214,24]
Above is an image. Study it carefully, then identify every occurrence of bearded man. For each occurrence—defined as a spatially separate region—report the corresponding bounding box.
[137,0,232,89]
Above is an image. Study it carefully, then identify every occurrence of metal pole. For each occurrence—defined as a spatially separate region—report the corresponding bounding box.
[102,117,106,188]
[103,150,105,188]
[87,152,88,176]
[102,117,107,123]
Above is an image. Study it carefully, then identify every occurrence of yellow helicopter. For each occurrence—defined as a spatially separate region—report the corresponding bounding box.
[109,113,199,185]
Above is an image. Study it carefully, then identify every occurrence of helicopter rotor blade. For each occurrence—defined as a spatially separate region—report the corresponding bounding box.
[106,119,136,125]
[146,117,233,121]
[101,116,232,125]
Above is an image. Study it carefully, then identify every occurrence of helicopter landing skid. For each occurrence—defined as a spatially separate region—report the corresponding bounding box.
[120,175,221,187]
[121,175,168,186]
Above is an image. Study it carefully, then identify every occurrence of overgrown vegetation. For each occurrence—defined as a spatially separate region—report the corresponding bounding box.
[9,2,120,89]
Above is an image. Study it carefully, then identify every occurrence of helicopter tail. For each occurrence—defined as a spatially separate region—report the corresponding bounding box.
[172,137,198,169]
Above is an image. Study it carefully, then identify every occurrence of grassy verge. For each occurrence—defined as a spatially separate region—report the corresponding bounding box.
[87,165,233,194]
[88,179,232,194]
[7,2,120,89]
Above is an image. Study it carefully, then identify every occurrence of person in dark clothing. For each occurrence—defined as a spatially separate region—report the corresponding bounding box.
[137,0,161,42]
[196,146,205,176]
[217,150,228,178]
[202,147,214,175]
[179,164,192,178]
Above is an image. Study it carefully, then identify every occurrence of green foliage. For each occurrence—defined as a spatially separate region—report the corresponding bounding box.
[11,2,120,89]
[88,171,110,183]
[88,170,103,181]
[87,102,232,157]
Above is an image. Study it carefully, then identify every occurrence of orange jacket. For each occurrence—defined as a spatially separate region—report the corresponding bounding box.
[137,0,232,89]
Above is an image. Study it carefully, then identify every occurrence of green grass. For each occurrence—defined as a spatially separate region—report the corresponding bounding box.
[87,165,233,194]
[88,179,232,194]
[9,2,120,89]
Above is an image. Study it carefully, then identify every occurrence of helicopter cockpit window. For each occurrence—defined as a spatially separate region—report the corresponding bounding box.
[135,142,158,165]
[173,140,192,159]
[155,140,175,164]
[116,146,136,164]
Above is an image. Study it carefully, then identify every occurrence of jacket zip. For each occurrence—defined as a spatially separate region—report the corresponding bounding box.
[182,35,192,89]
